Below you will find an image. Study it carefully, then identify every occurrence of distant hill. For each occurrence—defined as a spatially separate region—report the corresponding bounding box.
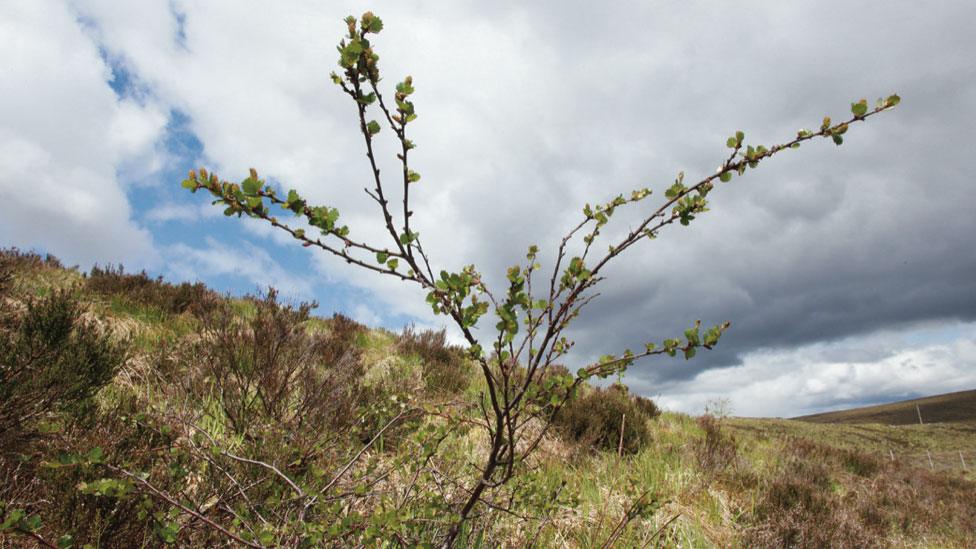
[794,389,976,425]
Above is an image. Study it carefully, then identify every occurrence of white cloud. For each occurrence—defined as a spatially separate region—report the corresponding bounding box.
[0,0,163,268]
[163,237,314,298]
[109,98,169,183]
[144,202,222,223]
[648,323,976,417]
[351,304,382,327]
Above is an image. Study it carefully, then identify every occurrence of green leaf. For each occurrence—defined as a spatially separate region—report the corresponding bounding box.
[242,177,261,195]
[346,39,364,56]
[1,509,25,530]
[366,120,381,135]
[396,99,414,114]
[719,171,732,183]
[23,514,42,532]
[726,136,737,148]
[832,134,843,145]
[665,182,685,199]
[289,201,305,216]
[386,258,399,270]
[407,170,421,183]
[396,78,415,95]
[376,251,388,264]
[57,535,74,549]
[851,98,868,117]
[885,94,901,107]
[399,231,418,245]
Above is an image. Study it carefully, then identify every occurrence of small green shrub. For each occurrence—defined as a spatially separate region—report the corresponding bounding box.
[397,326,470,395]
[86,264,218,317]
[555,384,657,454]
[0,290,127,443]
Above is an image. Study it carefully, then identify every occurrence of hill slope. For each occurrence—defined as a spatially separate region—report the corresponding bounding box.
[2,248,975,547]
[794,389,976,425]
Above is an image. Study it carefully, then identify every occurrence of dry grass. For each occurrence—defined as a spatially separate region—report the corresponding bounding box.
[3,253,975,547]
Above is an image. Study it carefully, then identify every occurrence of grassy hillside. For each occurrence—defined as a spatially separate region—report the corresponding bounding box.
[2,248,975,547]
[794,389,976,426]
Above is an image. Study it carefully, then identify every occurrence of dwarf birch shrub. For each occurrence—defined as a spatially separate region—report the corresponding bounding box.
[176,10,897,546]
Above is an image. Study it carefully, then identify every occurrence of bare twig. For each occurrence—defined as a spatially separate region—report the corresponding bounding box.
[322,409,409,494]
[108,465,263,548]
[640,512,681,549]
[600,491,652,549]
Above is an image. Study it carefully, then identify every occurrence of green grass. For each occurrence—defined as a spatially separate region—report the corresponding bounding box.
[728,417,976,478]
[5,250,975,547]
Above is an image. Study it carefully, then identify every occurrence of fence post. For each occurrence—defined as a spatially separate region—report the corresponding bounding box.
[960,451,968,471]
[916,404,924,425]
[618,414,626,457]
[926,449,934,470]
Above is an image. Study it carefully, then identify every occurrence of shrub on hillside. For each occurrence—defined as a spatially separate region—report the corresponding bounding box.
[555,384,658,454]
[86,264,218,317]
[695,414,738,472]
[0,248,65,299]
[172,289,365,453]
[0,247,63,273]
[745,440,875,547]
[0,258,12,297]
[0,290,127,444]
[744,436,976,547]
[397,326,470,395]
[10,399,182,546]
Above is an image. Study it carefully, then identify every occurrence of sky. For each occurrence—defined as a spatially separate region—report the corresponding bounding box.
[2,1,974,417]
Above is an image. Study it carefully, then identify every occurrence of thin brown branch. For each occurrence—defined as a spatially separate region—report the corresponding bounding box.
[108,465,263,548]
[322,409,410,494]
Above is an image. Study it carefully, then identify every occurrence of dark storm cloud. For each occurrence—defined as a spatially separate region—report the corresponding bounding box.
[404,0,976,389]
